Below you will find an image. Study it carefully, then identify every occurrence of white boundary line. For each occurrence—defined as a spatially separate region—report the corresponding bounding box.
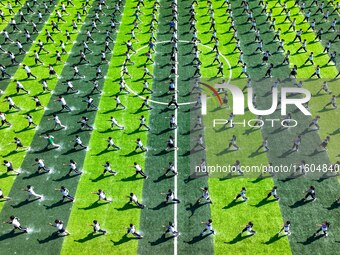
[123,41,232,106]
[174,1,178,254]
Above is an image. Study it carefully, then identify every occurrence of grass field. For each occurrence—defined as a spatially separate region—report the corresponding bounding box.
[0,0,339,255]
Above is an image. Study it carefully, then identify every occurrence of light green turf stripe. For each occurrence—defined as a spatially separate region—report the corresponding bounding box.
[0,0,92,212]
[267,0,340,162]
[0,0,28,32]
[197,2,291,254]
[60,1,156,254]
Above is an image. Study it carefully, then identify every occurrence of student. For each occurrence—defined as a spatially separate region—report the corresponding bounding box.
[193,115,202,129]
[234,187,248,201]
[241,222,256,235]
[164,162,177,176]
[232,160,244,175]
[64,160,82,176]
[130,162,148,179]
[0,112,11,127]
[92,189,112,203]
[107,137,120,150]
[127,193,145,208]
[141,79,154,94]
[227,135,239,150]
[324,95,337,109]
[303,186,316,201]
[56,186,74,202]
[73,135,87,150]
[320,136,330,151]
[13,137,27,151]
[102,162,117,176]
[15,80,29,94]
[24,185,42,200]
[23,64,37,79]
[292,135,302,152]
[114,95,126,110]
[4,96,20,111]
[84,96,98,110]
[49,114,66,130]
[49,219,70,236]
[162,189,180,203]
[33,96,44,110]
[309,115,320,129]
[109,116,124,130]
[163,222,179,237]
[90,220,107,235]
[0,188,11,201]
[313,221,330,237]
[4,216,28,233]
[42,133,60,148]
[138,115,150,131]
[267,186,280,201]
[167,95,179,109]
[2,160,20,175]
[200,219,214,236]
[197,187,212,204]
[165,136,177,151]
[55,96,71,112]
[140,96,152,110]
[25,114,37,128]
[127,224,143,238]
[169,114,177,129]
[33,158,49,173]
[78,116,93,130]
[256,137,269,151]
[135,138,147,152]
[278,221,291,235]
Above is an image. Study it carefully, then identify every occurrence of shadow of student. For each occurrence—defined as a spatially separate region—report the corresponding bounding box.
[289,198,312,209]
[251,198,276,208]
[226,233,252,244]
[263,233,286,245]
[115,202,137,211]
[222,200,244,210]
[186,201,209,218]
[11,198,41,209]
[43,200,72,210]
[0,230,26,242]
[149,234,175,246]
[111,234,139,246]
[74,232,103,243]
[184,232,213,245]
[297,233,324,245]
[326,201,340,211]
[37,232,63,244]
[150,201,172,211]
[79,200,108,210]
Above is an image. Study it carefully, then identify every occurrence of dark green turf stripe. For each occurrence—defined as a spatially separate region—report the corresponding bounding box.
[0,1,126,254]
[0,0,60,92]
[137,0,178,253]
[230,1,340,254]
[176,1,214,254]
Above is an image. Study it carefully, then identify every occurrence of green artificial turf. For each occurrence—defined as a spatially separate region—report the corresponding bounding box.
[0,0,28,32]
[61,0,152,254]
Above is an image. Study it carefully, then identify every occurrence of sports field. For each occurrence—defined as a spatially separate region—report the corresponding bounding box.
[0,0,339,255]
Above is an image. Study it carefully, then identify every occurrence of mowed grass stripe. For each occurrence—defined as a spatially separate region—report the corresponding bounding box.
[0,0,60,91]
[175,0,214,254]
[228,1,340,255]
[0,1,101,254]
[62,1,154,255]
[138,0,179,254]
[266,0,340,161]
[0,0,28,32]
[196,2,291,254]
[0,0,78,213]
